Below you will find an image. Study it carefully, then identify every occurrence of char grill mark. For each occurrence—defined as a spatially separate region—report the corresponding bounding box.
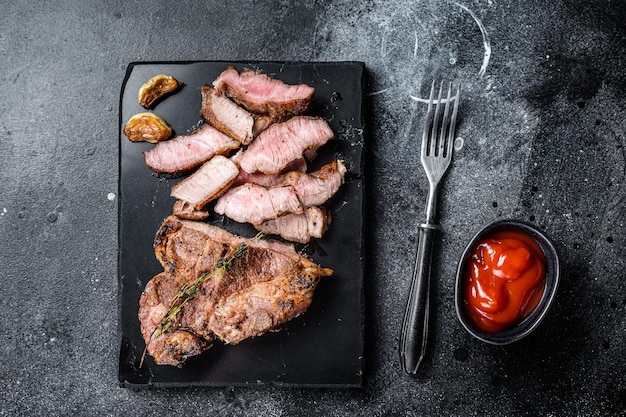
[139,216,332,366]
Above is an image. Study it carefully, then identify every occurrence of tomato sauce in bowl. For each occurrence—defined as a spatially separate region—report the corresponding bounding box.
[455,220,560,345]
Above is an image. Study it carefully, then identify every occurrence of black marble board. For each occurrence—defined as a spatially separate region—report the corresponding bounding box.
[117,61,365,388]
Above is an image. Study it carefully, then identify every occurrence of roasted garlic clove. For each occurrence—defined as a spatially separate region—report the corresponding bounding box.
[138,74,183,108]
[124,112,172,143]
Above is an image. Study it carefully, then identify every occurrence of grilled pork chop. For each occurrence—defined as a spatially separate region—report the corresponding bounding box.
[239,116,334,174]
[142,124,240,174]
[139,216,332,366]
[213,66,314,118]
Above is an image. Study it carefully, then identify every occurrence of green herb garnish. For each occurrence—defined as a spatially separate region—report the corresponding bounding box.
[140,233,264,367]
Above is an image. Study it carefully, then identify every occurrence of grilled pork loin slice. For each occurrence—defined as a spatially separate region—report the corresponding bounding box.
[170,155,239,209]
[213,66,314,118]
[230,149,308,188]
[214,183,303,225]
[215,160,345,229]
[143,124,239,174]
[139,216,332,366]
[239,116,334,174]
[277,160,347,207]
[200,85,256,145]
[255,206,332,243]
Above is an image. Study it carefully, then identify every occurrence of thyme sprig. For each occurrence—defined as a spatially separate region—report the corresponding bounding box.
[140,232,265,367]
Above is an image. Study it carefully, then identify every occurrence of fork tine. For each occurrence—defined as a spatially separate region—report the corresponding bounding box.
[446,83,461,157]
[438,83,452,157]
[421,81,436,156]
[429,81,445,157]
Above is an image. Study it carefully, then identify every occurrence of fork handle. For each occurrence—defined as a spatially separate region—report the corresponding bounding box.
[400,223,438,375]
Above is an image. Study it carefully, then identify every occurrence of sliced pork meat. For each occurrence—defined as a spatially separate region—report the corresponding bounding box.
[213,66,314,118]
[217,159,345,230]
[172,200,210,220]
[170,155,239,209]
[200,85,255,145]
[139,216,332,365]
[238,116,334,174]
[230,149,308,188]
[142,124,239,174]
[214,183,303,225]
[277,159,347,207]
[255,206,332,243]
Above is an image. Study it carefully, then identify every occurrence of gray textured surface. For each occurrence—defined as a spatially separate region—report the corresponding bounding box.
[1,0,625,415]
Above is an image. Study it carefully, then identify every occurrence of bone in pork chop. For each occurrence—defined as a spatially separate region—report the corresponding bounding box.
[139,216,332,366]
[170,155,239,209]
[213,66,315,118]
[214,183,303,225]
[143,124,240,174]
[239,116,334,174]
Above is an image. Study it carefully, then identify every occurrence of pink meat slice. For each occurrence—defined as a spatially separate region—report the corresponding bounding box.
[142,124,240,174]
[213,66,314,118]
[170,155,239,209]
[214,183,303,225]
[238,116,334,174]
[255,206,332,243]
[200,85,255,145]
[229,149,308,188]
[277,160,347,207]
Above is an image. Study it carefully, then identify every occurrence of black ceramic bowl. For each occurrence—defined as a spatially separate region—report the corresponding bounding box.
[455,220,560,345]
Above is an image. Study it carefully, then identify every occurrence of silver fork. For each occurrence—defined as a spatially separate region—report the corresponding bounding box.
[400,81,460,375]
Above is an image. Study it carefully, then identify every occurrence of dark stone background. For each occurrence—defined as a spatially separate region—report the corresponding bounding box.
[1,0,624,415]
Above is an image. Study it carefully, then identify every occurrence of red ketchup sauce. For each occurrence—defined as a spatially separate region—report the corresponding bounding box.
[464,230,546,333]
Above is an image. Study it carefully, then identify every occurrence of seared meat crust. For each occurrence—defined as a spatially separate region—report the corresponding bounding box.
[139,216,332,366]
